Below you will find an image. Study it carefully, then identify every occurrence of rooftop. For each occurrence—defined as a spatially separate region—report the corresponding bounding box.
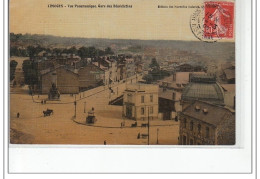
[182,74,224,104]
[182,100,234,126]
[182,82,224,104]
[159,88,181,101]
[224,69,235,80]
[125,84,158,93]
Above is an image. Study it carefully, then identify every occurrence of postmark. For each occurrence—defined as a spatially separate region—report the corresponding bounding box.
[190,1,234,42]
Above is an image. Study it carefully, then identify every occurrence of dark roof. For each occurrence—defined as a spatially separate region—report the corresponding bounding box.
[224,69,235,80]
[159,88,174,100]
[182,82,224,104]
[182,101,234,126]
[40,65,78,76]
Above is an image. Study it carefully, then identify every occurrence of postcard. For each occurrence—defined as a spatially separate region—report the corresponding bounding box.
[9,0,237,146]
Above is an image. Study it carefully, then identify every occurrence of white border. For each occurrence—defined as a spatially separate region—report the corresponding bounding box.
[2,0,256,176]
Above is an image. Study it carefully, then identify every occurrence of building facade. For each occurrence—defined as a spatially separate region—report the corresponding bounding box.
[78,63,105,91]
[178,100,235,145]
[40,66,79,94]
[123,84,159,120]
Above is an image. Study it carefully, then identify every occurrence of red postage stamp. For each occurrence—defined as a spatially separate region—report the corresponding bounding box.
[204,1,234,39]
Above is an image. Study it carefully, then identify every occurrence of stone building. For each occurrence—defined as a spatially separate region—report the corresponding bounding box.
[178,100,235,145]
[158,87,177,120]
[159,72,205,92]
[123,84,158,120]
[78,63,105,91]
[221,62,235,84]
[40,66,79,94]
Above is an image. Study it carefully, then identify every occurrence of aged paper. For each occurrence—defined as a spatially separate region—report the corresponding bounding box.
[10,0,236,145]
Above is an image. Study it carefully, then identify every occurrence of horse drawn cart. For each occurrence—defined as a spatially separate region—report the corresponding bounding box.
[43,109,53,117]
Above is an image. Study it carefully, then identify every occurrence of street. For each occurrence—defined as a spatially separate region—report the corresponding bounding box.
[10,75,179,145]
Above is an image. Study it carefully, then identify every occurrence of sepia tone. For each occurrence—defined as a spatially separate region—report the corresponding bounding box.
[9,0,235,145]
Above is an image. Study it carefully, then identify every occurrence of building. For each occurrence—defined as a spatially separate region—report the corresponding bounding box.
[178,100,235,145]
[99,56,118,83]
[221,62,235,84]
[40,66,79,94]
[158,88,177,120]
[159,72,206,92]
[78,63,105,91]
[123,84,159,120]
[181,74,225,108]
[221,84,235,109]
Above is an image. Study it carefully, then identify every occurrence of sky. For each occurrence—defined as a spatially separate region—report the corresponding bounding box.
[10,0,235,41]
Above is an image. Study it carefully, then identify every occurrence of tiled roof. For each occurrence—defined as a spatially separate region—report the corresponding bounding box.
[224,69,235,80]
[182,100,234,126]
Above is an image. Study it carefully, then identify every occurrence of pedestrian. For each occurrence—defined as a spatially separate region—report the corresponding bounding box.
[137,132,140,139]
[17,112,20,118]
[104,140,106,145]
[41,100,43,104]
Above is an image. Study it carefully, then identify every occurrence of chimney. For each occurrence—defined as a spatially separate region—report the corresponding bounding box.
[195,105,200,111]
[172,92,176,101]
[203,108,208,114]
[173,72,176,81]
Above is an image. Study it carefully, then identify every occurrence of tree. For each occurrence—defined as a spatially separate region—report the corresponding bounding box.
[27,46,37,58]
[149,58,160,70]
[22,60,38,85]
[143,74,153,84]
[104,47,114,55]
[10,60,18,81]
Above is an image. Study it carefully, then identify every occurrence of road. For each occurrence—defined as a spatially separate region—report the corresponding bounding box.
[10,74,180,145]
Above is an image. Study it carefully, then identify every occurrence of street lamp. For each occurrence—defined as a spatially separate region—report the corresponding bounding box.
[74,94,77,117]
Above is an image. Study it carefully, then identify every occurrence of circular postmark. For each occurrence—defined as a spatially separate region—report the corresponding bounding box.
[190,6,220,43]
[190,2,234,43]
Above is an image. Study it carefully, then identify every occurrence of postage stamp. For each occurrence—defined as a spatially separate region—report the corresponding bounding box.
[190,1,234,42]
[204,1,234,39]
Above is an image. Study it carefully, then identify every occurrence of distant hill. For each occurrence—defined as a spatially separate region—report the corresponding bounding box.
[10,33,235,62]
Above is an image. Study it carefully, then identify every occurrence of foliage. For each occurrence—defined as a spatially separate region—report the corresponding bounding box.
[10,33,115,58]
[10,60,18,81]
[22,60,38,85]
[149,58,160,70]
[143,58,170,83]
[142,74,153,84]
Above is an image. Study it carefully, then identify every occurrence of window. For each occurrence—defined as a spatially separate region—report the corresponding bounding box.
[150,95,153,102]
[198,124,201,134]
[150,107,153,114]
[206,127,210,138]
[190,139,194,145]
[141,96,144,103]
[190,121,193,131]
[127,94,132,102]
[183,118,187,128]
[141,107,145,115]
[183,135,187,145]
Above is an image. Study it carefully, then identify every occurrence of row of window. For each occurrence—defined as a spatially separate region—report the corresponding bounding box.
[182,136,201,145]
[127,94,154,103]
[183,118,210,138]
[141,107,153,115]
[141,95,153,103]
